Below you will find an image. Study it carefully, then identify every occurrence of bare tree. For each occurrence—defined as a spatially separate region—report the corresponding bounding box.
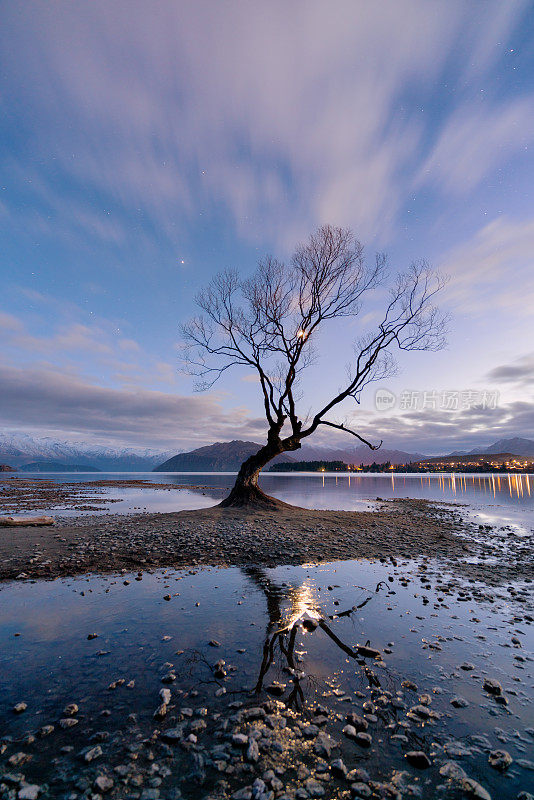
[182,225,447,507]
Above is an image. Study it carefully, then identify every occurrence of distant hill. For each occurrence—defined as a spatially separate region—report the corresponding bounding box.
[154,441,295,472]
[447,438,534,459]
[18,461,101,472]
[297,443,425,466]
[0,433,173,471]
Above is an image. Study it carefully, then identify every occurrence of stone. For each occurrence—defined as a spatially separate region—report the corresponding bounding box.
[405,751,431,768]
[483,678,502,696]
[305,778,326,797]
[59,718,78,729]
[330,758,347,777]
[350,784,371,798]
[13,702,27,714]
[488,750,512,771]
[159,688,171,704]
[354,732,372,747]
[459,778,492,800]
[246,739,260,762]
[82,745,103,762]
[161,726,184,742]
[94,775,114,793]
[18,786,41,800]
[63,703,78,716]
[450,696,469,708]
[346,713,368,731]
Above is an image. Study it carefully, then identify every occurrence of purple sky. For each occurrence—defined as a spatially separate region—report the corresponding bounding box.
[0,1,533,454]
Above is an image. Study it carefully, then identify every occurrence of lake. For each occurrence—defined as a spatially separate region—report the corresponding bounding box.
[0,472,532,799]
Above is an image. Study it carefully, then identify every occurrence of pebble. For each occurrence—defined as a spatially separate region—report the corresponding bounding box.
[488,750,512,771]
[94,775,114,792]
[482,678,502,696]
[405,751,431,768]
[82,745,103,762]
[450,696,469,708]
[18,786,41,800]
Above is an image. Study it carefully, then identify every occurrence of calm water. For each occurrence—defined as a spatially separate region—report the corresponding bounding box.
[1,472,532,798]
[7,472,534,512]
[0,559,532,798]
[7,471,534,535]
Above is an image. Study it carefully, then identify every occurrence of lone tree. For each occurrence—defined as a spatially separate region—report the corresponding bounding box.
[182,225,447,508]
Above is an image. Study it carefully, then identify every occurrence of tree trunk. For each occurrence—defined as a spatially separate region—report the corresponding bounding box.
[220,438,294,508]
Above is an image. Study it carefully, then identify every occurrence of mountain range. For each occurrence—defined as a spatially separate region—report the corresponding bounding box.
[448,437,534,458]
[154,441,295,472]
[154,440,426,471]
[2,432,533,472]
[0,433,174,471]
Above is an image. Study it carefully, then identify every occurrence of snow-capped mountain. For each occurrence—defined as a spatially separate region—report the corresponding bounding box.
[0,432,176,471]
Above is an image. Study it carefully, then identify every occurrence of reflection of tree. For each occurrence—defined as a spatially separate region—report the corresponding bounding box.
[242,567,387,709]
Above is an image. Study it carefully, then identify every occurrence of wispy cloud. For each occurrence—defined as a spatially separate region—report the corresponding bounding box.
[417,97,534,196]
[486,352,534,386]
[0,1,528,250]
[439,215,534,313]
[0,363,263,448]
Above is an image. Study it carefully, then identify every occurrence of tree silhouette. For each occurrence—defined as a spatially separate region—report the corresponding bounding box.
[182,225,446,507]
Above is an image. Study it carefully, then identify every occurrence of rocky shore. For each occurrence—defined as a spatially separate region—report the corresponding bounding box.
[1,499,532,585]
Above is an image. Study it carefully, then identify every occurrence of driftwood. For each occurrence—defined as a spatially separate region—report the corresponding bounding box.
[0,516,55,527]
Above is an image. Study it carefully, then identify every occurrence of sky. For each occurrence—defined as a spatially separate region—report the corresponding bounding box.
[1,0,533,455]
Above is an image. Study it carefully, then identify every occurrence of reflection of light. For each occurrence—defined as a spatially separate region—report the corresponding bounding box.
[283,582,322,629]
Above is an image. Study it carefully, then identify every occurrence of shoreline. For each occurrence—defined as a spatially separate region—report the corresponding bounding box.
[1,498,532,586]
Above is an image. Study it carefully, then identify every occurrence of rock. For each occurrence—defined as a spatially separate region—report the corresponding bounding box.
[405,751,431,768]
[450,696,469,708]
[350,783,371,798]
[314,732,337,758]
[232,789,252,800]
[38,725,54,737]
[243,707,266,721]
[246,739,260,763]
[346,713,368,731]
[439,761,467,781]
[488,750,512,771]
[13,702,27,714]
[161,726,184,742]
[63,703,78,716]
[82,745,103,762]
[356,644,381,658]
[59,718,78,728]
[459,778,492,800]
[209,639,221,647]
[153,703,168,719]
[330,758,347,777]
[18,786,41,800]
[232,733,248,747]
[94,775,114,793]
[354,732,372,747]
[483,678,502,696]
[159,688,171,704]
[8,753,32,767]
[305,778,326,797]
